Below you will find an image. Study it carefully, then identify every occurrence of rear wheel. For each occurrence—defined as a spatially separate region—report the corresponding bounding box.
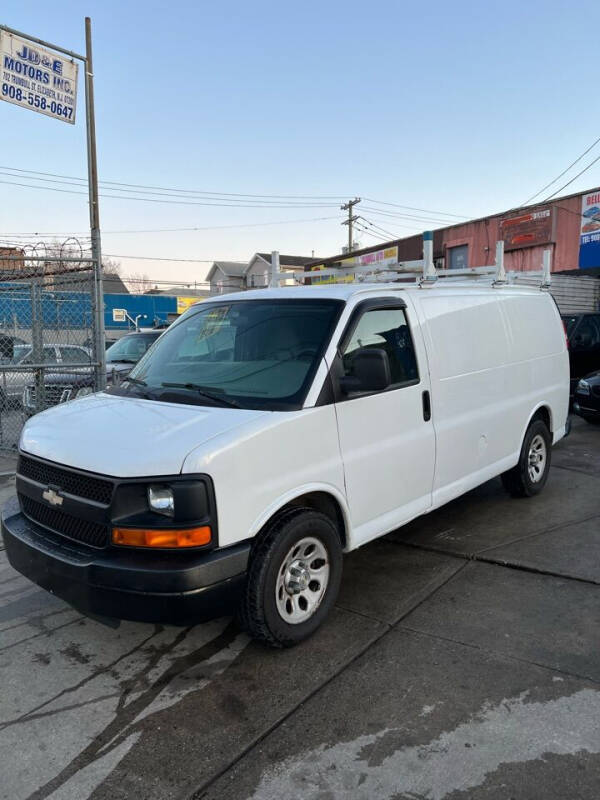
[501,419,552,498]
[237,507,343,647]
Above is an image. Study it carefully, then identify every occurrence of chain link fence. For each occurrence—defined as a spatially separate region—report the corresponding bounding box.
[0,238,103,452]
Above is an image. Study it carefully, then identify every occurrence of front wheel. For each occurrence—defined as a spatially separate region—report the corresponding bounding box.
[501,419,552,498]
[237,507,343,647]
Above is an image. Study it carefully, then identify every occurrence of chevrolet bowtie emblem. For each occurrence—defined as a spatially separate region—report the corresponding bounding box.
[42,488,63,507]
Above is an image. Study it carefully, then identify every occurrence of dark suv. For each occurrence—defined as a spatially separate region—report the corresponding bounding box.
[561,313,600,396]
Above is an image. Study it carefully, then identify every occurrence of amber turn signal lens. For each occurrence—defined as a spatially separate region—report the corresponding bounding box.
[112,526,211,548]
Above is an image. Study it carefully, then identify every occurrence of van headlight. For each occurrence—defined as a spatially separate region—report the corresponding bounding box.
[148,485,175,516]
[577,379,590,395]
[76,386,94,399]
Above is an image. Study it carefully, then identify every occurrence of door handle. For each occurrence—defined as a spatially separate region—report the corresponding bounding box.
[422,390,431,422]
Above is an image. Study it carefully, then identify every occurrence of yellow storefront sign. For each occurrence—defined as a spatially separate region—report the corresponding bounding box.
[177,296,203,314]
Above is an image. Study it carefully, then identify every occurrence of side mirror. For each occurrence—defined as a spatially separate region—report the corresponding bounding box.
[339,348,392,395]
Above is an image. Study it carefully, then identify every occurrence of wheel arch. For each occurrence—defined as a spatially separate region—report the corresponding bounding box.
[248,484,351,551]
[530,404,552,433]
[515,403,553,457]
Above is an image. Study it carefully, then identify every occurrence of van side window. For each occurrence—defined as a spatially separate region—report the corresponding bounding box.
[342,308,418,386]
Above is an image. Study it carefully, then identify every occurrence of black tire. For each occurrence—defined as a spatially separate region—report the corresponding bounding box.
[237,507,343,648]
[501,419,552,498]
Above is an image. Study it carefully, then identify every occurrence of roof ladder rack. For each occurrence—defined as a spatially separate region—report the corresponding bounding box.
[268,235,553,289]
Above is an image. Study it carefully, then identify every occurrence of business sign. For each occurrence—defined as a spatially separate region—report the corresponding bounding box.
[578,190,600,269]
[177,296,201,314]
[309,246,399,284]
[0,31,78,124]
[112,309,127,323]
[499,208,553,251]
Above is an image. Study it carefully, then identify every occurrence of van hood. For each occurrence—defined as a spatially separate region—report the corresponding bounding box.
[20,392,267,477]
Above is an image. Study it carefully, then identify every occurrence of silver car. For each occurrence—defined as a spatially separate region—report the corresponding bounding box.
[1,344,92,406]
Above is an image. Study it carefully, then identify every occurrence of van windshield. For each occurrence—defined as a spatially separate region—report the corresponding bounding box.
[118,299,342,410]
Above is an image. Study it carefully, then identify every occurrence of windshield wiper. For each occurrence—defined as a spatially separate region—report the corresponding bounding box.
[161,382,240,408]
[109,358,138,364]
[123,375,147,387]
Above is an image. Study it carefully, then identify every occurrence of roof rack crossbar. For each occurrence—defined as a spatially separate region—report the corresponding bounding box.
[268,238,553,289]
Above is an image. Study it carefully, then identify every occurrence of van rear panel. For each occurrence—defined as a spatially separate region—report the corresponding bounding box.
[412,288,568,505]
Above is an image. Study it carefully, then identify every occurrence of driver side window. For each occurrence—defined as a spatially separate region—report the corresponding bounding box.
[342,308,419,386]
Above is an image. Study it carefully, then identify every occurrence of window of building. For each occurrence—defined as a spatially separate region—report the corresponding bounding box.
[448,244,469,270]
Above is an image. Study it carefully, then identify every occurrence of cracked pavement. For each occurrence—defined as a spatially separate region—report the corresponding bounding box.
[1,417,599,799]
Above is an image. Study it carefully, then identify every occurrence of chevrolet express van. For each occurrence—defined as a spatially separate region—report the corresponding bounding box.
[2,284,570,646]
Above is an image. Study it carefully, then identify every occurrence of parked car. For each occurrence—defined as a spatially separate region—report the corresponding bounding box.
[0,335,28,409]
[0,334,27,363]
[573,369,600,424]
[4,284,569,647]
[1,343,92,408]
[561,313,600,396]
[22,331,162,414]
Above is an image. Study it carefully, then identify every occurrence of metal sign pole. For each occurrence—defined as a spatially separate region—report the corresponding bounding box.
[84,17,106,390]
[0,18,106,389]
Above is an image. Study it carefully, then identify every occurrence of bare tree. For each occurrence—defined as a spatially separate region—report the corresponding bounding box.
[124,272,152,294]
[102,257,122,275]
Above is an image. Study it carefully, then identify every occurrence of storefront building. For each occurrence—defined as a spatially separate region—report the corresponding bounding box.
[308,186,600,278]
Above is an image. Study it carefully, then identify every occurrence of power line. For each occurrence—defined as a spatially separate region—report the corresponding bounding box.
[0,165,348,201]
[363,197,469,218]
[104,253,216,263]
[354,224,389,243]
[0,170,341,207]
[0,167,470,218]
[522,135,600,206]
[359,217,403,239]
[0,215,339,237]
[361,206,456,225]
[0,178,341,208]
[544,153,600,201]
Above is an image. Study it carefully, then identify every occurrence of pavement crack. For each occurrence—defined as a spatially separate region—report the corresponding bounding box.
[552,463,600,478]
[474,554,600,586]
[474,512,600,556]
[0,625,163,732]
[184,563,469,800]
[0,615,82,653]
[396,624,600,686]
[1,692,122,729]
[23,621,240,800]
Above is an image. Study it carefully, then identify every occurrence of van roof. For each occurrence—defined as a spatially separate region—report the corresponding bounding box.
[209,282,548,303]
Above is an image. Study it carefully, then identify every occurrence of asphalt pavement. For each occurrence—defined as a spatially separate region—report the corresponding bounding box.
[1,417,599,800]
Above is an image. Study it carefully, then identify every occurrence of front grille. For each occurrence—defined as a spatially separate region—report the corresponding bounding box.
[20,493,109,548]
[592,384,600,399]
[25,385,72,410]
[18,455,113,505]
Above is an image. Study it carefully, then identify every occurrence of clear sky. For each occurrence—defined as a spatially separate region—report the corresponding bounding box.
[1,0,599,286]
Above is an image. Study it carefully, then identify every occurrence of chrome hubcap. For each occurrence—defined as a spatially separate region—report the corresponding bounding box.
[275,536,330,625]
[528,434,547,483]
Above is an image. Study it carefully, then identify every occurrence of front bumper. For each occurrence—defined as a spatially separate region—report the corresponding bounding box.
[1,496,250,624]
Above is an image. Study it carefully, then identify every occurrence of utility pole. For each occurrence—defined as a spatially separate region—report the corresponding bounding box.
[84,16,106,391]
[341,197,361,254]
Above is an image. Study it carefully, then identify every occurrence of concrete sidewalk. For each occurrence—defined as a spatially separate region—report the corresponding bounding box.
[0,418,599,800]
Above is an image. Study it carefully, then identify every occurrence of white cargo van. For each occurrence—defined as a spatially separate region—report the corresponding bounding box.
[2,283,569,646]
